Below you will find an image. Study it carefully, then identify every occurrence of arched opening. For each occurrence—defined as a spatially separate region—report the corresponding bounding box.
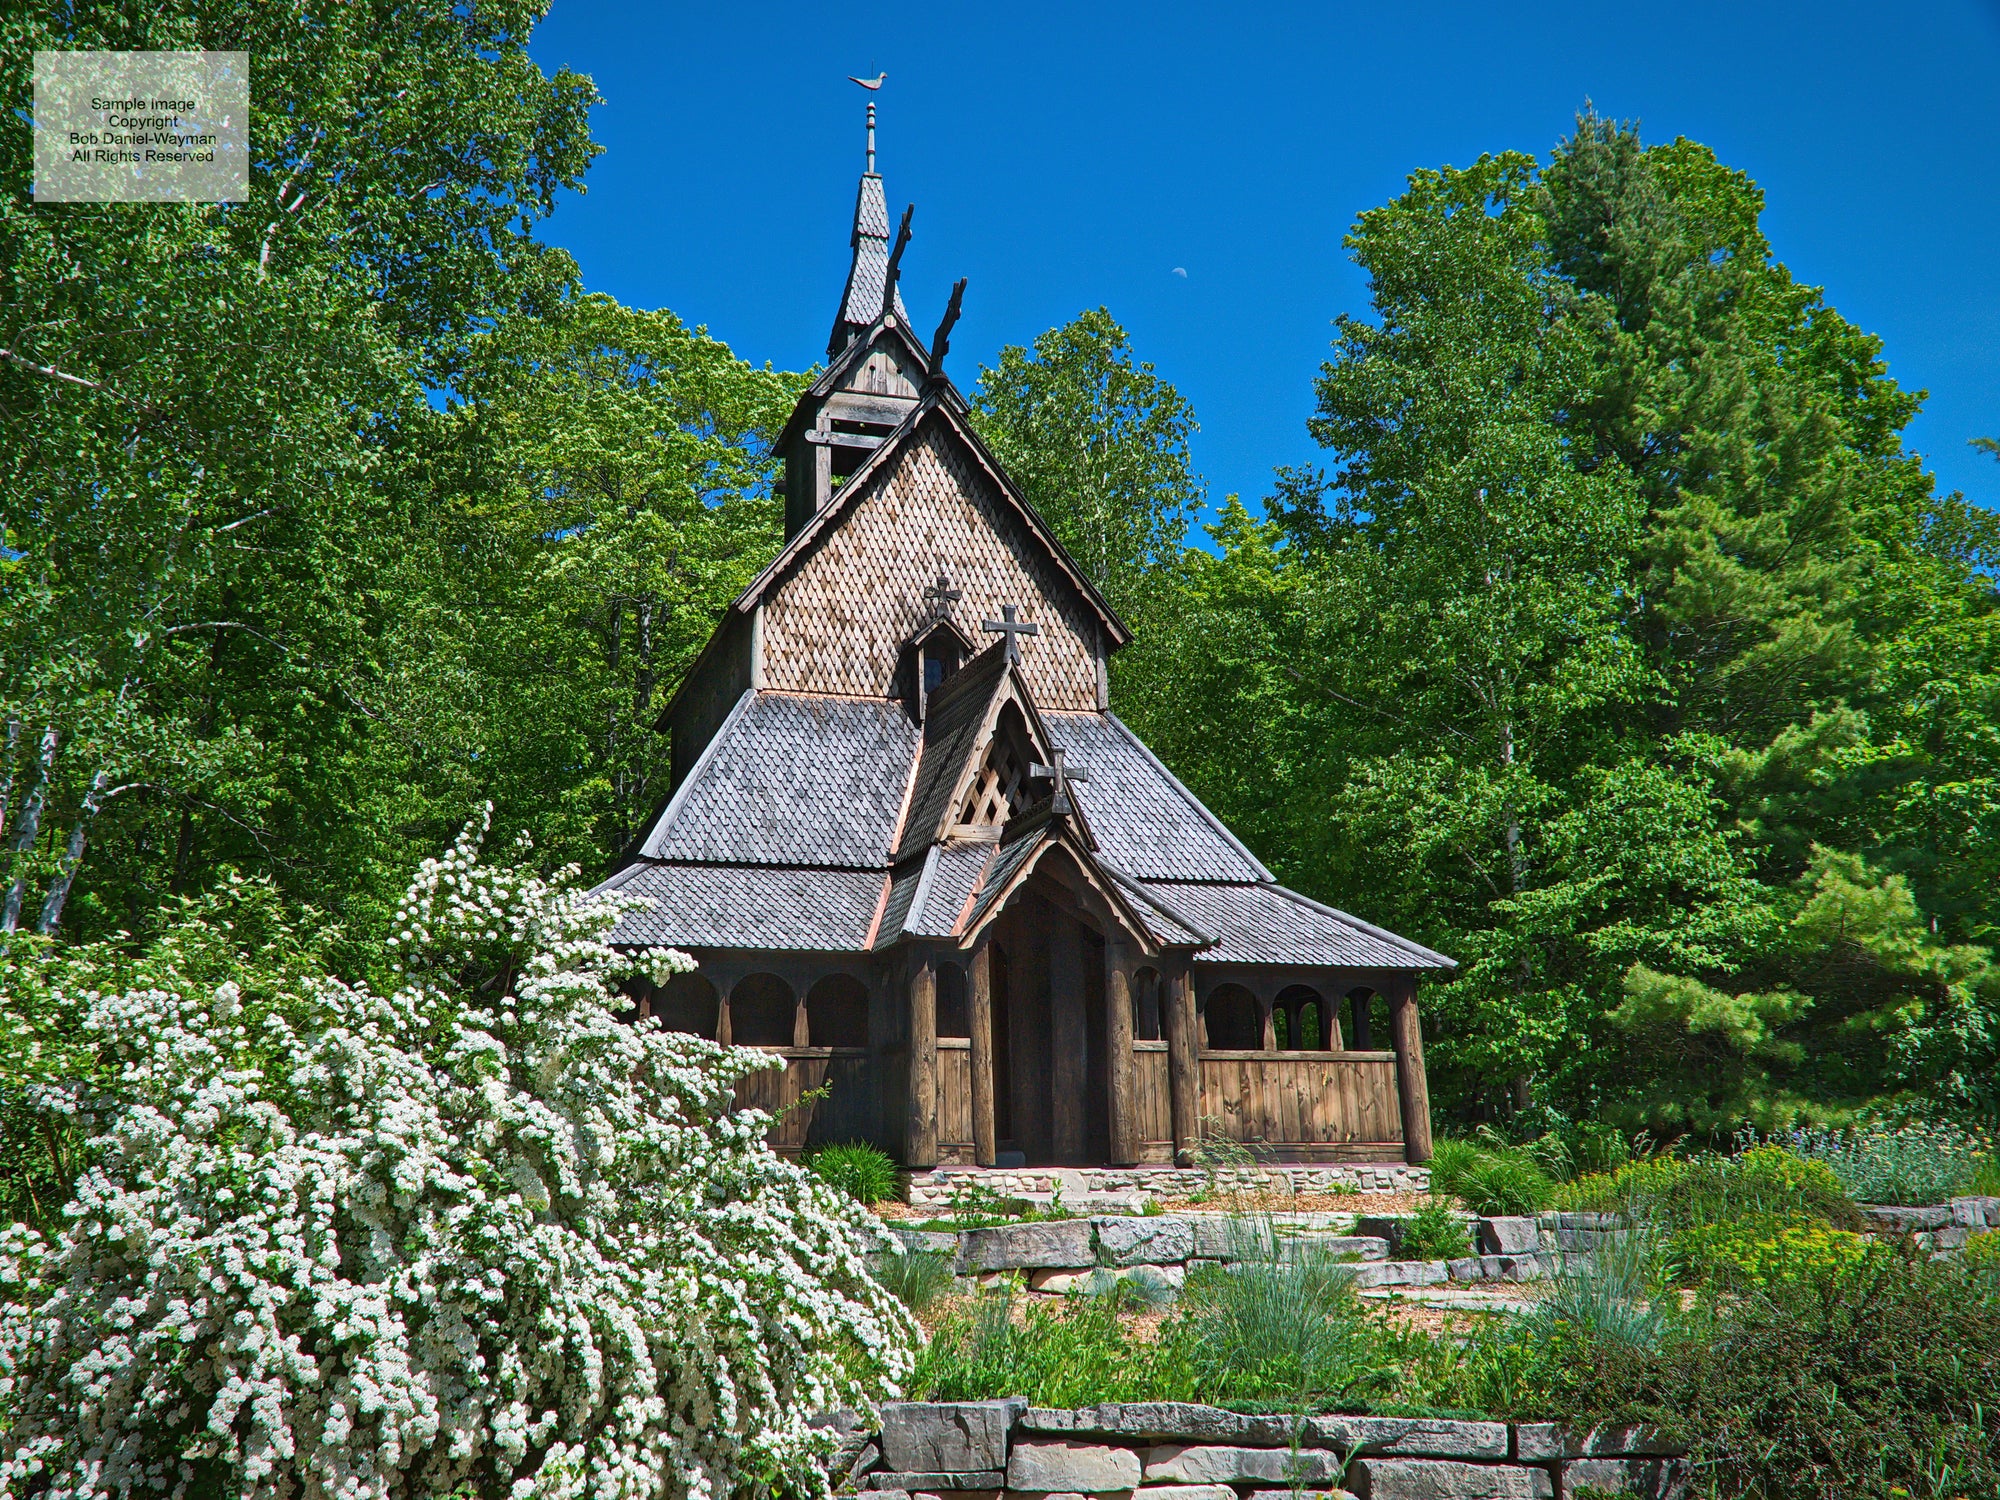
[1275,983,1333,1051]
[805,973,869,1048]
[1133,967,1164,1042]
[730,973,796,1047]
[1347,987,1388,1051]
[653,971,719,1039]
[1203,983,1261,1050]
[936,961,970,1039]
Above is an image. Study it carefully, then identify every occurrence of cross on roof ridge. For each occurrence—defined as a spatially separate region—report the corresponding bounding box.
[923,570,962,619]
[1029,745,1089,816]
[982,603,1038,663]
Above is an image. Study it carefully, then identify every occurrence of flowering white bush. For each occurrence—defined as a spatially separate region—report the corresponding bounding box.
[0,815,917,1500]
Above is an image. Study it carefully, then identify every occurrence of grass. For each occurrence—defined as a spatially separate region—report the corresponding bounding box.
[1397,1196,1472,1260]
[869,1249,956,1313]
[803,1142,899,1204]
[1783,1121,1997,1205]
[1428,1135,1556,1216]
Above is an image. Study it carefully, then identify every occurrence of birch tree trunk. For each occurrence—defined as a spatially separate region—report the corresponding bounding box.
[38,765,113,934]
[2,724,59,932]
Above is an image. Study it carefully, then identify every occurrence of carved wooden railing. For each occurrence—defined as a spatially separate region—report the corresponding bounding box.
[1195,1049,1404,1160]
[732,1046,872,1154]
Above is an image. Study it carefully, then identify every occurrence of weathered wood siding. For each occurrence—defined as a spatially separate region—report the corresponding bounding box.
[734,1047,873,1154]
[936,1038,974,1152]
[760,424,1103,709]
[1197,1050,1403,1148]
[1134,1040,1173,1156]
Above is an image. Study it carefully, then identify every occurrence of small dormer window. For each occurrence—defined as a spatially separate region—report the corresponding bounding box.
[900,610,974,722]
[924,639,960,693]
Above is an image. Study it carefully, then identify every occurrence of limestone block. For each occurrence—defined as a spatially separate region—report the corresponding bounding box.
[1559,1457,1688,1499]
[892,1228,962,1255]
[1950,1196,2000,1228]
[1860,1203,1952,1232]
[1020,1404,1297,1445]
[1141,1445,1344,1485]
[1351,1260,1450,1289]
[879,1400,1024,1473]
[1131,1487,1238,1500]
[1006,1441,1143,1493]
[957,1221,1095,1272]
[1308,1417,1509,1460]
[1345,1458,1553,1499]
[1447,1257,1485,1282]
[1244,1491,1358,1500]
[863,1473,1003,1491]
[1477,1217,1541,1256]
[1095,1216,1196,1265]
[1513,1425,1684,1461]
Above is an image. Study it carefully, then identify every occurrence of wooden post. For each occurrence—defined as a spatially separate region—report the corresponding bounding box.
[1105,939,1137,1166]
[1166,962,1199,1163]
[1049,919,1086,1162]
[907,949,939,1168]
[792,992,812,1047]
[1387,978,1433,1165]
[968,942,997,1167]
[1351,991,1373,1051]
[1260,992,1277,1052]
[716,992,734,1047]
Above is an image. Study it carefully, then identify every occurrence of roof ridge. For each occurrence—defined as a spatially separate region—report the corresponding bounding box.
[632,688,756,863]
[1263,881,1457,969]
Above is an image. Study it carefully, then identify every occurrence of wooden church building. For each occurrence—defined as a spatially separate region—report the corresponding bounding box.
[600,104,1449,1169]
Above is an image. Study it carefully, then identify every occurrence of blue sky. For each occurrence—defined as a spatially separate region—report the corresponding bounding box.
[526,1,2000,520]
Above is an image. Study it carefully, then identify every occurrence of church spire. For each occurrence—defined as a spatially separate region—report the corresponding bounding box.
[829,88,909,358]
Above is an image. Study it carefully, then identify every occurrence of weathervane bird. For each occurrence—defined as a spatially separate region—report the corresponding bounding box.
[849,72,886,89]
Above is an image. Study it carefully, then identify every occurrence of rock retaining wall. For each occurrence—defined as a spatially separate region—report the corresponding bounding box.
[841,1402,1688,1500]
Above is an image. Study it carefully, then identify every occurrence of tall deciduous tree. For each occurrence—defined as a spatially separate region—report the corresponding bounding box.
[970,307,1204,615]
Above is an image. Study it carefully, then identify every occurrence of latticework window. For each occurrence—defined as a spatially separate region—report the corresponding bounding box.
[958,726,1028,828]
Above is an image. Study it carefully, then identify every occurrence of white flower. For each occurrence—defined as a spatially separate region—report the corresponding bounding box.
[0,812,916,1500]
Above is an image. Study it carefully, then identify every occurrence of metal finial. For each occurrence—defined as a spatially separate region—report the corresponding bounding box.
[866,101,876,174]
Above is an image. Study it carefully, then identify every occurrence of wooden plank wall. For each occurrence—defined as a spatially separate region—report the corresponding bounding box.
[733,1047,873,1154]
[1134,1040,1173,1157]
[1197,1050,1403,1147]
[936,1038,974,1152]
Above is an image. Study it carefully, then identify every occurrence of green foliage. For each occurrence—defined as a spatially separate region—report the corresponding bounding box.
[1965,1229,2000,1271]
[1397,1197,1473,1260]
[867,1251,957,1314]
[1665,1214,1876,1292]
[1784,1121,1997,1205]
[1556,1143,1860,1234]
[909,1286,1192,1407]
[1428,1136,1556,1215]
[969,308,1203,617]
[804,1142,901,1205]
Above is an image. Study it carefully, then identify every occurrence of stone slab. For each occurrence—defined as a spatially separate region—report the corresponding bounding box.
[890,1229,961,1255]
[1095,1216,1196,1265]
[1513,1425,1683,1461]
[1007,1441,1144,1493]
[1278,1236,1393,1262]
[1245,1491,1358,1500]
[864,1474,1003,1491]
[1347,1458,1553,1499]
[1143,1445,1345,1485]
[1309,1417,1509,1461]
[1020,1404,1300,1446]
[957,1220,1096,1272]
[1030,1265,1186,1299]
[880,1400,1025,1474]
[1131,1487,1237,1500]
[1478,1217,1541,1256]
[1352,1260,1451,1289]
[1559,1457,1688,1499]
[1861,1203,1952,1232]
[1950,1196,2000,1228]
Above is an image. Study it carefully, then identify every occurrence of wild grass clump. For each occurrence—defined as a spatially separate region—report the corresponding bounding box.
[1784,1120,1996,1205]
[869,1249,957,1313]
[1398,1196,1473,1260]
[1428,1135,1555,1215]
[803,1141,900,1204]
[1555,1142,1859,1230]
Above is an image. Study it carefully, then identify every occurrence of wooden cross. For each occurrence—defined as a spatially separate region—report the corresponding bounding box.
[922,570,961,620]
[981,603,1039,663]
[1029,746,1090,815]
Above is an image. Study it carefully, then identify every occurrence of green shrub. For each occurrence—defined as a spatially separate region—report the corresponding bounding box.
[1964,1229,2000,1272]
[1786,1121,1996,1205]
[1530,1224,1672,1353]
[1555,1143,1859,1234]
[1429,1136,1555,1216]
[870,1250,957,1312]
[804,1141,900,1204]
[909,1285,1192,1406]
[1399,1196,1472,1260]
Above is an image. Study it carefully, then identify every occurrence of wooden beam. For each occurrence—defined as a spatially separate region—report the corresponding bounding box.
[1388,978,1433,1165]
[907,950,939,1167]
[1166,961,1199,1162]
[1106,939,1137,1166]
[969,942,997,1167]
[1049,918,1086,1162]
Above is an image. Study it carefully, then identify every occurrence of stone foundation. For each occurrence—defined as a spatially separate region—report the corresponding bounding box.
[905,1164,1431,1211]
[842,1403,1688,1500]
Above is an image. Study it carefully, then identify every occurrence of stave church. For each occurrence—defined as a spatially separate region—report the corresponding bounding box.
[599,102,1449,1170]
